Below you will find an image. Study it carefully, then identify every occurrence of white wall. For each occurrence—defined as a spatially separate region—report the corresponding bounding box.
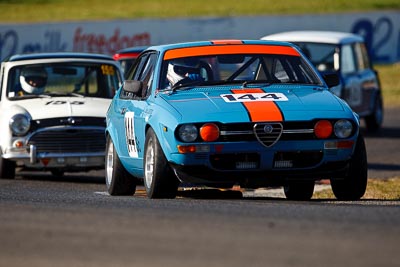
[0,11,399,63]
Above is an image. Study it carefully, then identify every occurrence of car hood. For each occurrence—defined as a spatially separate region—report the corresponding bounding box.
[159,86,347,122]
[12,97,111,120]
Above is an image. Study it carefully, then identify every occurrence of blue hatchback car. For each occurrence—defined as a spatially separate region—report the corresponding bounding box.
[105,39,367,200]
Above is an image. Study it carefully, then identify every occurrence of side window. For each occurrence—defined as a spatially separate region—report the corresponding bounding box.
[355,42,371,70]
[137,53,157,98]
[121,52,157,99]
[126,53,149,81]
[340,44,357,74]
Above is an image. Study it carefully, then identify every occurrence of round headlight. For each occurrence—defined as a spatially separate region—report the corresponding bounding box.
[334,120,353,138]
[10,114,30,136]
[178,124,198,142]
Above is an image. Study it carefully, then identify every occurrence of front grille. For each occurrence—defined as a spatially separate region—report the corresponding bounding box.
[217,121,314,146]
[30,117,106,131]
[253,123,283,147]
[27,127,106,153]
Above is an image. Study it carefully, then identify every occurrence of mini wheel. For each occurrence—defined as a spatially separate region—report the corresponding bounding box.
[0,150,16,179]
[365,94,383,132]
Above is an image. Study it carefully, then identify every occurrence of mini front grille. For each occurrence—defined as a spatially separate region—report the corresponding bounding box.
[27,127,106,153]
[253,123,283,147]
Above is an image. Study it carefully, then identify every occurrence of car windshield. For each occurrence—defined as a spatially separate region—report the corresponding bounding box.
[7,62,121,99]
[292,42,338,72]
[160,53,322,90]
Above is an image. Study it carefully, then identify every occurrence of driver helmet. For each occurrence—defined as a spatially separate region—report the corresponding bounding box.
[166,60,201,86]
[20,66,48,94]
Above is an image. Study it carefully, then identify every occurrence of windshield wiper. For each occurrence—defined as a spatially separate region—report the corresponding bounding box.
[170,80,204,91]
[242,80,272,88]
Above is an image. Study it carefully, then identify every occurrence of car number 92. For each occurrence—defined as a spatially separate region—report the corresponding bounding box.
[221,93,288,102]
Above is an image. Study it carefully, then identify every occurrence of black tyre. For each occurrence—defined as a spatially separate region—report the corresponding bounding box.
[331,134,368,200]
[284,181,315,200]
[144,128,179,199]
[365,94,383,132]
[105,136,136,196]
[0,150,16,179]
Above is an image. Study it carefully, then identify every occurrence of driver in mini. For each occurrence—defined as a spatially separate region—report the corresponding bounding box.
[18,66,48,96]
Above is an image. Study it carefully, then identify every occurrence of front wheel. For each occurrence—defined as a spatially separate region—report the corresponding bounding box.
[365,94,383,132]
[144,128,179,199]
[284,181,315,200]
[105,136,137,196]
[0,150,16,179]
[331,134,368,200]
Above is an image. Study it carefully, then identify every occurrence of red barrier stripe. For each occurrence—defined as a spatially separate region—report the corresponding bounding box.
[231,89,283,122]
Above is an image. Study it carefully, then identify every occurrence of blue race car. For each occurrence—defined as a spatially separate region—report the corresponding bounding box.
[105,39,367,200]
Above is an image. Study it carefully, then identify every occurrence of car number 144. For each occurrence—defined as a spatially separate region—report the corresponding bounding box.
[221,93,288,102]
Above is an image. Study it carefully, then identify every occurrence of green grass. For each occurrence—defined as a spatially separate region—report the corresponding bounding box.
[375,64,400,107]
[0,0,399,22]
[314,178,400,200]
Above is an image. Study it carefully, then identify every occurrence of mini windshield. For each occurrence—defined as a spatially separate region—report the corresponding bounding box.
[292,42,338,72]
[7,62,122,99]
[160,53,322,90]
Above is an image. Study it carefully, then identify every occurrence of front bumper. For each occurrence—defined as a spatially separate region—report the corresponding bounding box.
[168,139,355,188]
[3,125,106,171]
[3,148,105,171]
[171,159,350,188]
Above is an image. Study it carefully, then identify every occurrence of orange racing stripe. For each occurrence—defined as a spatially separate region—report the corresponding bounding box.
[164,44,300,60]
[231,89,283,122]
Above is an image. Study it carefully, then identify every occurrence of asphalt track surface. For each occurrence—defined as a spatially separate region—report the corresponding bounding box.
[0,107,399,267]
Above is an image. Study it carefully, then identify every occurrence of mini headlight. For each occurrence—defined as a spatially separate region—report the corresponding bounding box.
[178,124,198,142]
[10,114,30,136]
[334,120,353,138]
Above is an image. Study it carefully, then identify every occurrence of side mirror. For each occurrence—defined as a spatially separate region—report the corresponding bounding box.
[120,80,143,99]
[322,72,340,88]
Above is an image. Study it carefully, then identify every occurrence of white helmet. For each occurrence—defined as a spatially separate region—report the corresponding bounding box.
[20,67,47,94]
[166,61,201,87]
[166,63,186,86]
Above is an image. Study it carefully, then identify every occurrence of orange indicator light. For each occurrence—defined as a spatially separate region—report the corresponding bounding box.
[315,120,333,139]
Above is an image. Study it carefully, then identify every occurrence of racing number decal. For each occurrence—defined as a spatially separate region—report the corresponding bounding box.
[45,100,85,105]
[124,112,139,158]
[101,65,115,75]
[221,92,288,102]
[227,89,285,122]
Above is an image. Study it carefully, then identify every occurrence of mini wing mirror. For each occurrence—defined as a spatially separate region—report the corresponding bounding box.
[322,72,340,88]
